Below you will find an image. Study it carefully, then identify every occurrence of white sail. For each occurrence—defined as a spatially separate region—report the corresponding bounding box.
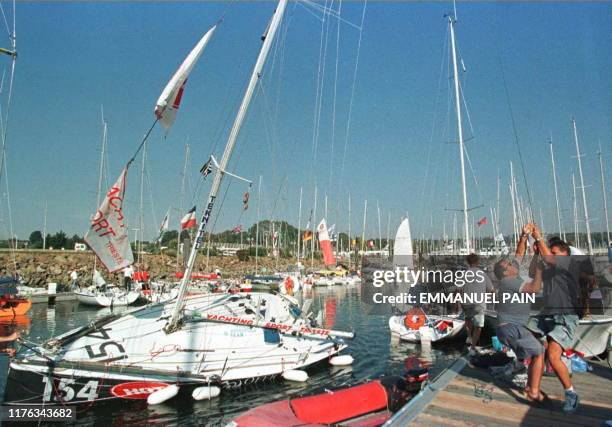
[84,167,133,272]
[92,269,106,287]
[154,25,217,132]
[393,217,413,269]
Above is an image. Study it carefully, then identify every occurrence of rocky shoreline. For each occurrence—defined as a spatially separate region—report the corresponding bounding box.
[1,250,323,288]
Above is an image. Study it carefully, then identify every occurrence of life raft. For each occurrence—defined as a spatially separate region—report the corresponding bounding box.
[404,308,426,330]
[231,369,428,427]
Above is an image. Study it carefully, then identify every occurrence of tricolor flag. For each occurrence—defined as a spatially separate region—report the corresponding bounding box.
[200,159,213,178]
[84,168,134,273]
[154,25,217,133]
[317,219,335,266]
[181,206,197,230]
[477,217,488,227]
[157,209,170,243]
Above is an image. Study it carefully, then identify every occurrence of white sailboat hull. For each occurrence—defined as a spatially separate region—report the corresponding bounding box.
[76,290,141,307]
[389,314,465,343]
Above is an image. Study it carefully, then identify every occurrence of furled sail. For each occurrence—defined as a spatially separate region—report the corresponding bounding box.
[154,25,217,132]
[84,168,134,272]
[317,219,335,266]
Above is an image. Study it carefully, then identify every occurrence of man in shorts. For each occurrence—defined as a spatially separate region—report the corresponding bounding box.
[521,224,580,413]
[462,253,494,355]
[493,256,544,403]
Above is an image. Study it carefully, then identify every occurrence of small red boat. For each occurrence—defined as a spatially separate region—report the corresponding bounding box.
[230,369,428,427]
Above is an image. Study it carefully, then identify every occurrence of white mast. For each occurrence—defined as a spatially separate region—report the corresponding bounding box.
[361,199,367,252]
[348,193,351,268]
[297,186,302,266]
[509,162,518,248]
[176,144,190,269]
[572,172,580,248]
[42,200,47,250]
[598,142,610,246]
[449,16,470,253]
[167,0,288,331]
[572,118,592,254]
[310,185,317,268]
[255,175,262,273]
[549,138,565,241]
[93,110,107,270]
[376,201,382,251]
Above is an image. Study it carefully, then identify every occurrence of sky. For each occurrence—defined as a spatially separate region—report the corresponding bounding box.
[1,1,611,243]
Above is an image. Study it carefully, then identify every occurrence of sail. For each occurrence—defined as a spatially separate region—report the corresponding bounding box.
[92,269,106,287]
[393,217,413,269]
[84,168,134,272]
[317,219,335,266]
[154,25,217,132]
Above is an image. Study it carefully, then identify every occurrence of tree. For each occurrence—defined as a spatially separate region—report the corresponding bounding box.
[29,231,44,249]
[48,231,67,249]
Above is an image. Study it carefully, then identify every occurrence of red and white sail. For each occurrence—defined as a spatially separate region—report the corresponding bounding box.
[154,25,217,132]
[84,168,134,272]
[181,206,197,230]
[317,219,335,266]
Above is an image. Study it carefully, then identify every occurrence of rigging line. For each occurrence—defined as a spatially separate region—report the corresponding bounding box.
[499,55,532,213]
[458,78,475,137]
[300,0,361,31]
[328,0,342,192]
[297,0,324,23]
[338,0,367,195]
[0,1,10,40]
[418,24,449,226]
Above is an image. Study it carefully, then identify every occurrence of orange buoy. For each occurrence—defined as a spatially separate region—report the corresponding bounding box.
[404,308,425,330]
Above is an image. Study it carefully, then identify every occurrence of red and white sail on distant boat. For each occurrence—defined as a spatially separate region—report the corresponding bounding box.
[154,25,217,132]
[317,219,335,266]
[181,206,197,230]
[84,168,134,272]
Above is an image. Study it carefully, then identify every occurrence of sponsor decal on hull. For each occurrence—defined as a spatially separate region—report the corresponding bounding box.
[110,382,171,400]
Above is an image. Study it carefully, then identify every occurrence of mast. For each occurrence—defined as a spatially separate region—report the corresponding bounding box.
[93,110,107,271]
[572,172,580,248]
[376,201,382,251]
[572,119,592,254]
[449,16,470,253]
[509,162,518,248]
[255,175,262,273]
[549,138,565,241]
[297,186,302,267]
[361,199,367,253]
[42,200,47,250]
[310,185,317,268]
[347,193,351,268]
[176,144,190,270]
[138,141,147,265]
[598,142,610,246]
[167,0,288,332]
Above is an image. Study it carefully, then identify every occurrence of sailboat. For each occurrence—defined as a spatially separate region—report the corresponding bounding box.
[388,217,465,343]
[5,1,352,406]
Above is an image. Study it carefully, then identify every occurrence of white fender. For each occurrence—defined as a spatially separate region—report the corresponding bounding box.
[192,386,221,401]
[330,355,354,366]
[147,384,179,405]
[282,370,308,382]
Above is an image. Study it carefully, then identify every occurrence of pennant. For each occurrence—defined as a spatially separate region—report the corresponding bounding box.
[154,25,217,132]
[84,168,134,273]
[157,209,170,243]
[477,217,488,227]
[181,206,197,230]
[200,158,213,178]
[302,230,313,242]
[243,191,250,211]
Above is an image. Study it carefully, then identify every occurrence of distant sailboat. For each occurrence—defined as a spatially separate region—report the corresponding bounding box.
[393,217,413,270]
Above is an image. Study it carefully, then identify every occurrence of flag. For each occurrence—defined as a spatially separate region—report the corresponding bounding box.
[84,168,134,273]
[368,240,375,248]
[181,206,197,230]
[477,217,488,227]
[200,159,213,178]
[303,230,313,242]
[232,225,242,234]
[154,25,217,132]
[317,219,335,266]
[243,191,250,211]
[157,209,170,243]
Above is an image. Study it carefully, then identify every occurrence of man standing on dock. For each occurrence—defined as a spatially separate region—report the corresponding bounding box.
[462,253,493,355]
[521,224,581,413]
[123,264,134,291]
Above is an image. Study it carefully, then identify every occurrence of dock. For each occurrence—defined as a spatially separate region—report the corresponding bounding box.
[386,354,612,426]
[28,292,77,304]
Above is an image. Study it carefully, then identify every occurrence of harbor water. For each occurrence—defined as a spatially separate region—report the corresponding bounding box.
[0,285,462,426]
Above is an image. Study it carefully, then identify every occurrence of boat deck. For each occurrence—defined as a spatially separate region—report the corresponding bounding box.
[387,355,612,426]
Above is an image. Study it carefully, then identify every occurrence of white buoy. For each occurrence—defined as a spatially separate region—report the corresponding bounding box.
[329,355,354,366]
[147,384,179,405]
[282,370,308,382]
[192,385,221,401]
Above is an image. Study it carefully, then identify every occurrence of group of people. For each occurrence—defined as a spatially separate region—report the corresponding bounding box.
[461,222,597,414]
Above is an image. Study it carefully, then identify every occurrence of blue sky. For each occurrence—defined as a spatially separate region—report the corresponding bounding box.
[1,1,611,242]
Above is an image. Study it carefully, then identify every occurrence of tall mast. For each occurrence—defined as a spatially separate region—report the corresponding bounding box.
[167,0,288,332]
[93,109,107,271]
[310,185,317,268]
[572,172,580,248]
[572,118,592,254]
[297,186,302,266]
[549,138,565,241]
[138,142,147,265]
[376,201,382,251]
[42,200,47,250]
[176,144,190,270]
[361,199,367,253]
[598,142,610,246]
[509,162,518,248]
[347,193,351,268]
[449,16,470,253]
[255,175,262,273]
